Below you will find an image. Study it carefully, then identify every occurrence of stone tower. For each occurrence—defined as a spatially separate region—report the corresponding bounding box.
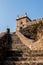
[16,14,31,31]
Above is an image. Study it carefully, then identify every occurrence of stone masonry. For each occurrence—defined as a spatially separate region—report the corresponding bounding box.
[0,14,43,65]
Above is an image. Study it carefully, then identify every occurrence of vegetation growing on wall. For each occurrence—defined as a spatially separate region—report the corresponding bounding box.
[33,20,42,31]
[20,20,43,41]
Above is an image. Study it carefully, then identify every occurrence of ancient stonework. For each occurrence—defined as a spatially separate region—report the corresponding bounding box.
[0,15,43,65]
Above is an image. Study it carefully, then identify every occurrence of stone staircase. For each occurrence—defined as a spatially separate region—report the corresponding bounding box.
[1,32,43,65]
[16,31,33,50]
[5,32,31,65]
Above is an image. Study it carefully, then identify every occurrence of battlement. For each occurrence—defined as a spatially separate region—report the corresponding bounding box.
[16,14,43,32]
[16,15,31,21]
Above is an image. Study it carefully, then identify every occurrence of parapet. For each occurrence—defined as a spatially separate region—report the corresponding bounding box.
[16,14,31,21]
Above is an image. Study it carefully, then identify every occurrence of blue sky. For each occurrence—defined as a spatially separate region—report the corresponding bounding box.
[0,0,43,32]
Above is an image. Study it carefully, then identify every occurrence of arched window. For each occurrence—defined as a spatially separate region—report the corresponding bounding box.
[23,25,24,27]
[20,21,23,24]
[20,27,22,29]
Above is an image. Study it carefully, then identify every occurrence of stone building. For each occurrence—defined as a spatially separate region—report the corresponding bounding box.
[0,14,43,65]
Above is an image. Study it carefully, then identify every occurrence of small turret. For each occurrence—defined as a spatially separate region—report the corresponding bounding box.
[16,13,31,31]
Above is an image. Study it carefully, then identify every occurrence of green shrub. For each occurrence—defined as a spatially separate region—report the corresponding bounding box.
[33,20,42,30]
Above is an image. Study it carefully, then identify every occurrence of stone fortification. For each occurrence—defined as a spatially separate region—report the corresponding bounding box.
[0,15,43,65]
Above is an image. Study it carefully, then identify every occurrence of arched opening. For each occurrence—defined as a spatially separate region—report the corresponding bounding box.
[20,27,22,30]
